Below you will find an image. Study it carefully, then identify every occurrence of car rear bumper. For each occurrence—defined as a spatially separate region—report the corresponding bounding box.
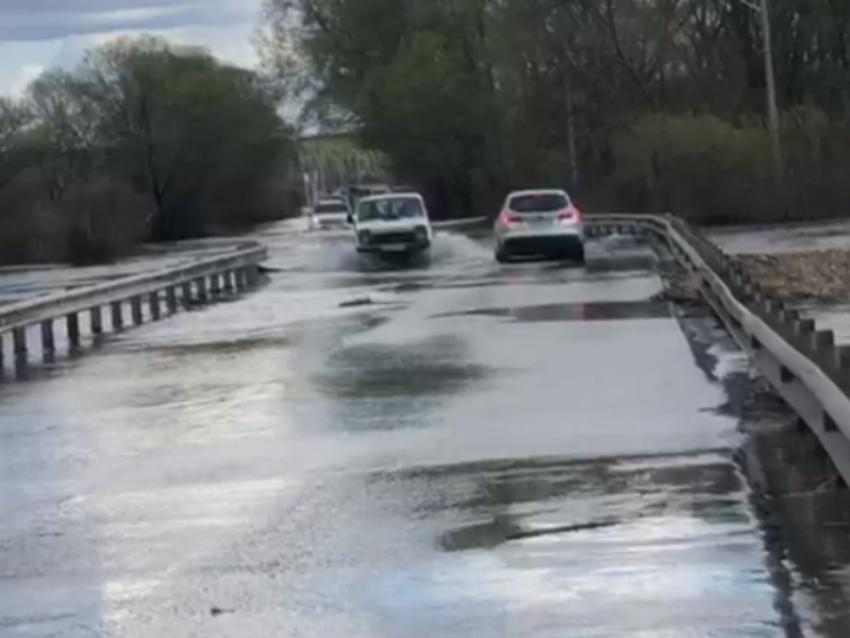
[499,234,583,255]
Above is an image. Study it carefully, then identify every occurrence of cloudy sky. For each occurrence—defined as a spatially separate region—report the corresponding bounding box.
[0,0,265,95]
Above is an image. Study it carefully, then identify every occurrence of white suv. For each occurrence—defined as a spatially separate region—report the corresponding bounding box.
[309,197,351,231]
[350,193,433,257]
[494,189,585,263]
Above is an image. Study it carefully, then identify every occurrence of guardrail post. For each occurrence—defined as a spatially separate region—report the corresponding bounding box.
[233,268,245,291]
[780,308,799,325]
[90,307,103,335]
[814,330,834,353]
[246,266,260,288]
[763,299,779,318]
[196,278,208,303]
[131,296,143,325]
[795,319,815,337]
[181,282,193,306]
[40,320,54,356]
[166,287,178,314]
[149,291,161,321]
[834,345,850,371]
[111,301,123,330]
[223,271,235,294]
[210,273,221,298]
[12,327,26,361]
[67,313,80,349]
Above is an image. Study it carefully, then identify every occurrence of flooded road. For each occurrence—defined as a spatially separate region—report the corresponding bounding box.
[1,223,849,637]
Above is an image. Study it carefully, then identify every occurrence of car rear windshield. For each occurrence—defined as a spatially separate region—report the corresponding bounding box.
[358,197,424,221]
[314,201,348,214]
[508,193,570,213]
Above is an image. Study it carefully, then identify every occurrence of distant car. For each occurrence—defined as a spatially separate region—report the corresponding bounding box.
[348,184,392,212]
[494,189,585,263]
[351,193,433,257]
[309,197,351,230]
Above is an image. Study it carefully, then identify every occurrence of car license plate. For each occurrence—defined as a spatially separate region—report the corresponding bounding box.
[382,244,408,252]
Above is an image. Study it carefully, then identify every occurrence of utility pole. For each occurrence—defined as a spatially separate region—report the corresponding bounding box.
[760,0,782,185]
[739,0,782,185]
[566,79,579,194]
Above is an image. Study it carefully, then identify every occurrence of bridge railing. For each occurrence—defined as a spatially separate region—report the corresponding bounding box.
[587,212,850,488]
[0,242,267,370]
[7,214,850,490]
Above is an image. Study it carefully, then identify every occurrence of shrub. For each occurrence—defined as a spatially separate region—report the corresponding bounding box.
[609,114,773,224]
[60,177,151,265]
[607,109,850,226]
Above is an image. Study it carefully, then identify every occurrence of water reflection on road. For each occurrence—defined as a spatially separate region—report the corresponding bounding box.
[0,223,849,636]
[364,452,776,638]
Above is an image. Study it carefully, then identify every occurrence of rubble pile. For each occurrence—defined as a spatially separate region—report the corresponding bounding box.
[737,250,850,301]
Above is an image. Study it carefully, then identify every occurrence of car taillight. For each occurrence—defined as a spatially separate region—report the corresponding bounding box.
[498,210,521,225]
[558,206,582,221]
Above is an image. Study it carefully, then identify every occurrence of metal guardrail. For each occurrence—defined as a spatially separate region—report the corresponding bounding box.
[0,241,268,371]
[7,213,850,488]
[587,212,850,486]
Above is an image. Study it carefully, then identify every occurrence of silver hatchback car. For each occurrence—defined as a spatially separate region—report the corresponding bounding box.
[494,189,585,263]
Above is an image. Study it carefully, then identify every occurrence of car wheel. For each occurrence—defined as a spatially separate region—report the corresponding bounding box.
[495,246,511,264]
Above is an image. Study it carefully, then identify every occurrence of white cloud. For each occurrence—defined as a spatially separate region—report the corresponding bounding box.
[0,0,264,96]
[8,64,46,97]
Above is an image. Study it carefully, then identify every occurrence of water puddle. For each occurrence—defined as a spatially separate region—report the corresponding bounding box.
[311,334,493,432]
[434,300,672,323]
[364,450,784,637]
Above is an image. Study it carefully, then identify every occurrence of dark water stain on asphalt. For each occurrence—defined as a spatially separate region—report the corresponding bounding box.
[740,405,850,638]
[434,300,672,323]
[546,253,657,274]
[384,451,742,518]
[313,334,492,431]
[360,449,785,636]
[316,339,491,400]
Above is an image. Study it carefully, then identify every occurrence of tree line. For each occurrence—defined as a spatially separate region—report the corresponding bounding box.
[0,37,301,265]
[260,0,850,224]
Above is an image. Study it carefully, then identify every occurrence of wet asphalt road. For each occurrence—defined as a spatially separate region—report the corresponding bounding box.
[2,223,850,637]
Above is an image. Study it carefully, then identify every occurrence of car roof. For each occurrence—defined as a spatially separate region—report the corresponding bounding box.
[358,192,424,204]
[507,189,569,198]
